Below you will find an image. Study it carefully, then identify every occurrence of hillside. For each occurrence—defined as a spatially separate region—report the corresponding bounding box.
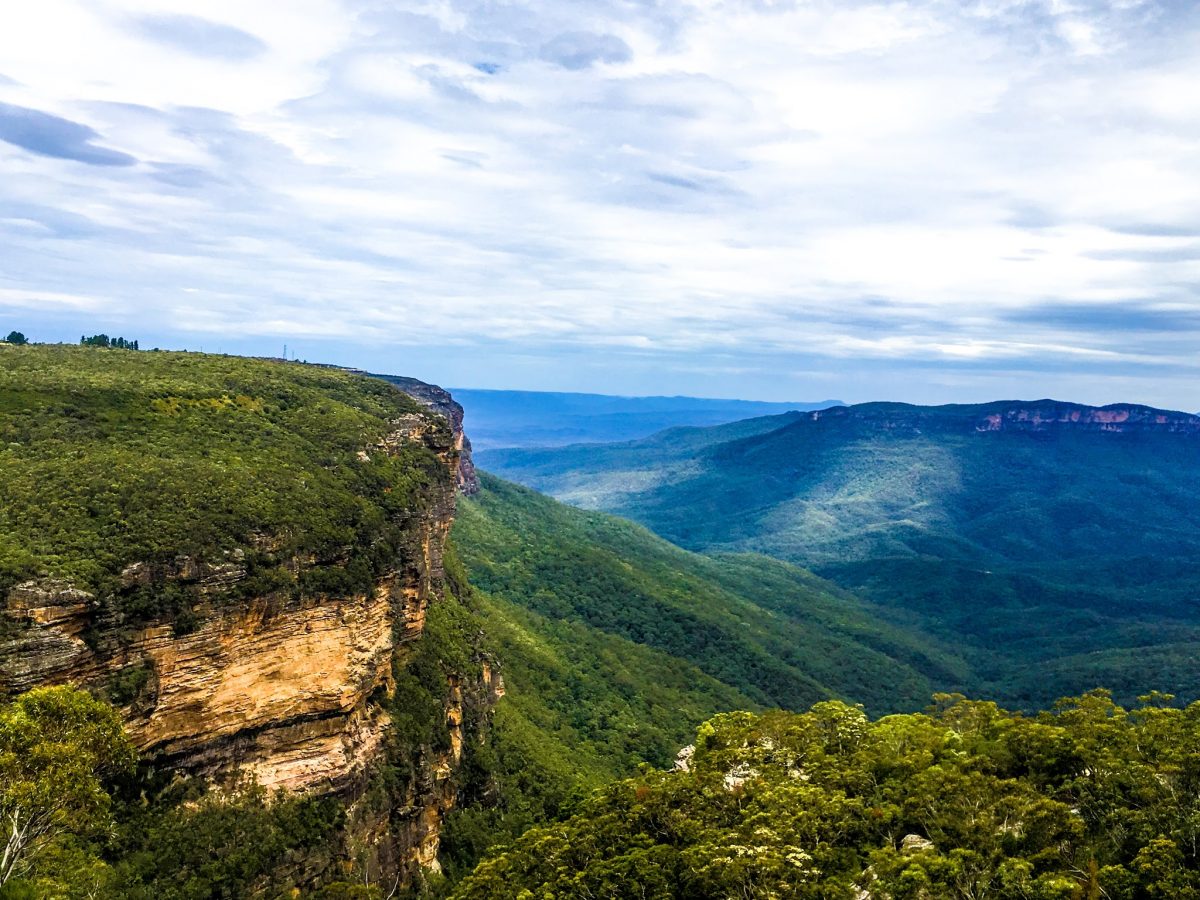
[452,389,839,450]
[455,691,1200,899]
[455,474,963,717]
[0,346,461,600]
[481,399,1200,708]
[0,346,949,894]
[0,344,490,892]
[437,472,968,877]
[7,350,1199,895]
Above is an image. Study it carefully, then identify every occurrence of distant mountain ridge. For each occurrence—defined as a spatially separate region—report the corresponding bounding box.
[805,399,1200,435]
[482,397,1200,708]
[448,388,842,450]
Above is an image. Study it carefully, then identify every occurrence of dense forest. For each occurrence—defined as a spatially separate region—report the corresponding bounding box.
[454,475,964,716]
[457,691,1200,899]
[482,401,1200,709]
[0,344,447,615]
[7,682,1200,899]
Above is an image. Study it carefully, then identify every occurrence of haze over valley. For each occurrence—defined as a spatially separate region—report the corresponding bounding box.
[3,0,1200,896]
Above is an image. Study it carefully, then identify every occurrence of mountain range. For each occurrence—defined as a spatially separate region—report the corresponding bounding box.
[448,388,840,450]
[480,399,1200,708]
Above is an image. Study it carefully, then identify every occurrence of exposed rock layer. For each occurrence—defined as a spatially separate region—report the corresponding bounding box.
[336,368,479,494]
[0,375,483,880]
[809,400,1200,436]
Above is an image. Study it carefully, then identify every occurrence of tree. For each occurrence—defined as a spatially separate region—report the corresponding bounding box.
[80,334,140,350]
[3,332,27,345]
[0,686,135,888]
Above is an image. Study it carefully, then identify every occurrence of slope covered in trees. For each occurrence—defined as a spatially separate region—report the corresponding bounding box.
[0,343,449,625]
[438,472,967,880]
[6,347,1198,896]
[456,691,1200,900]
[0,345,476,895]
[481,400,1200,708]
[454,474,962,717]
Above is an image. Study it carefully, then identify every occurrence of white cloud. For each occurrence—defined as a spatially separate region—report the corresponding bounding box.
[0,0,1198,405]
[0,287,113,311]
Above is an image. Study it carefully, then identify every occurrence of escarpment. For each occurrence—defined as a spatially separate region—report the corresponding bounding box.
[317,365,481,494]
[0,347,493,882]
[372,373,481,495]
[808,399,1200,436]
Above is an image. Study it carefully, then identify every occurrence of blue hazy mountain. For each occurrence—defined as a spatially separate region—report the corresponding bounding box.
[452,388,841,450]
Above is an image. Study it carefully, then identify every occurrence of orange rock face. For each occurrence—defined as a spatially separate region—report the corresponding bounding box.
[5,547,444,799]
[1,386,487,881]
[125,586,402,791]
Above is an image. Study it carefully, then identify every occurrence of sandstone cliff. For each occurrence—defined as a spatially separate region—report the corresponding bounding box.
[375,373,481,494]
[809,399,1200,436]
[318,366,480,494]
[0,360,489,884]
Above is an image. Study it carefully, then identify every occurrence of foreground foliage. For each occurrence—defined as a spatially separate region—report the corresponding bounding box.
[440,473,968,878]
[11,683,1200,899]
[456,692,1200,899]
[0,686,134,893]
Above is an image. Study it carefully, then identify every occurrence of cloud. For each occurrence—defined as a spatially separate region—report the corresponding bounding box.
[149,162,219,188]
[539,32,632,70]
[0,201,106,239]
[0,287,110,311]
[1085,245,1200,263]
[1,0,1200,408]
[132,14,267,60]
[0,103,136,166]
[1107,222,1200,238]
[1005,303,1200,333]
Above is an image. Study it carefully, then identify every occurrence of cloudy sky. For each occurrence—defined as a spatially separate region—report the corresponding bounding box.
[2,0,1198,406]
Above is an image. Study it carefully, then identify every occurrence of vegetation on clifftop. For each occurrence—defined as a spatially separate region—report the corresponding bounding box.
[0,344,450,630]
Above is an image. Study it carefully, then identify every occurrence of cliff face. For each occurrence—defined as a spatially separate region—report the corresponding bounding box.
[3,403,460,791]
[0,364,487,881]
[327,369,480,494]
[375,374,480,495]
[808,400,1200,436]
[971,402,1200,434]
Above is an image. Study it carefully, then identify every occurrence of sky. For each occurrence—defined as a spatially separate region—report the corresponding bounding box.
[1,0,1198,408]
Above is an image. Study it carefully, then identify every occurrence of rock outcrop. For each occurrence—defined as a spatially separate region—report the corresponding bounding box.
[375,374,480,495]
[971,402,1200,434]
[318,367,480,494]
[809,400,1200,437]
[0,374,487,882]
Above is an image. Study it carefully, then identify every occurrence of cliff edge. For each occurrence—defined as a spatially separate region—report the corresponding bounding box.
[0,345,488,883]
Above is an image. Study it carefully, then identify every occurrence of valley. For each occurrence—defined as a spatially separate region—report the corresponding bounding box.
[448,388,840,450]
[2,346,1198,898]
[482,400,1200,708]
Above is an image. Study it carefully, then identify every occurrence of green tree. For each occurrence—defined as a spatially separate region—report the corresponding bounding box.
[2,332,27,346]
[80,334,141,348]
[0,686,135,888]
[453,695,1200,900]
